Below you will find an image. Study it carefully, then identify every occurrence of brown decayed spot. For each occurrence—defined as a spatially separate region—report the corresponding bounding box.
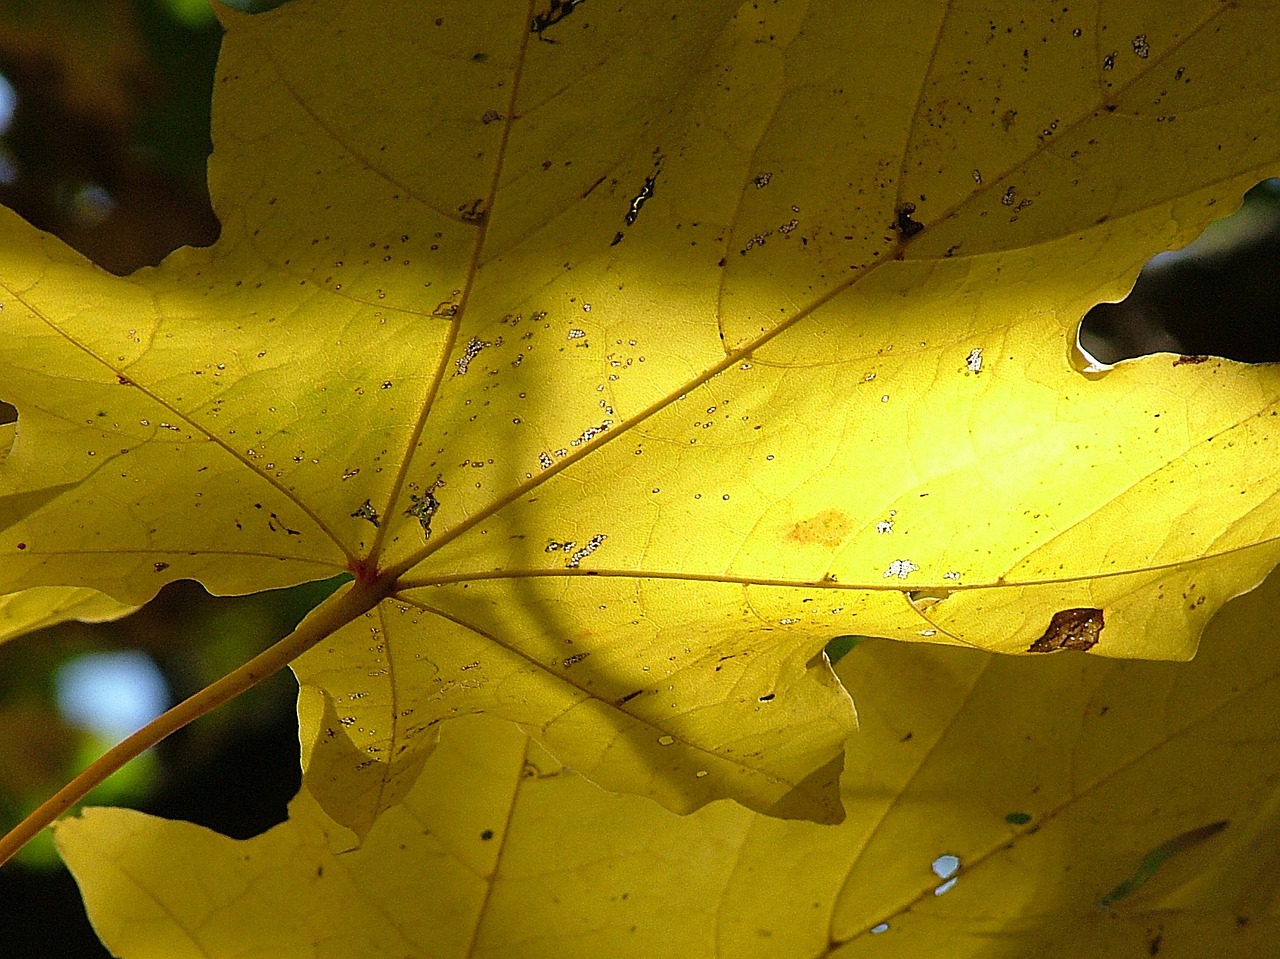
[784,510,853,550]
[1028,607,1104,652]
[1172,354,1210,366]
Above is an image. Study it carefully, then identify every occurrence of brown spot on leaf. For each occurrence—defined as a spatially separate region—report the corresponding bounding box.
[894,203,924,238]
[1028,607,1104,652]
[784,510,852,550]
[1173,354,1210,366]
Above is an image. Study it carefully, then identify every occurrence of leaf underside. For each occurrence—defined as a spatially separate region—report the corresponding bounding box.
[1,0,1278,843]
[56,564,1280,958]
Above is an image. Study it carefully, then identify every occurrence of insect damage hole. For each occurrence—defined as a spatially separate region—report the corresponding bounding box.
[893,202,925,239]
[1028,607,1104,652]
[612,153,664,247]
[0,397,16,459]
[1077,179,1280,368]
[405,484,443,539]
[531,0,586,40]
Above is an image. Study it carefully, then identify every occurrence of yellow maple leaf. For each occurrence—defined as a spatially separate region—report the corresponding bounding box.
[2,0,1280,836]
[54,564,1280,957]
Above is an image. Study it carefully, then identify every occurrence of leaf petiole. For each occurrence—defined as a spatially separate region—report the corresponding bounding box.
[0,574,393,869]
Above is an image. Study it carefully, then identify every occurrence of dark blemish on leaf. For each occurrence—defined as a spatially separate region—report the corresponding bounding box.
[480,829,494,840]
[615,689,643,706]
[1028,607,1104,652]
[1150,933,1162,956]
[481,109,504,124]
[459,199,487,224]
[351,500,381,527]
[1005,812,1032,825]
[625,165,660,227]
[562,652,589,668]
[758,692,775,702]
[117,375,133,386]
[1103,51,1116,70]
[625,179,655,226]
[1132,34,1150,58]
[1000,109,1017,131]
[471,52,488,62]
[610,231,625,246]
[893,203,924,238]
[267,513,301,536]
[1173,354,1210,366]
[154,562,169,572]
[405,489,441,538]
[16,543,24,550]
[531,0,586,40]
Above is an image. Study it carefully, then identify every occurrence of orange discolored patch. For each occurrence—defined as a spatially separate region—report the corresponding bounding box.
[1028,607,1104,653]
[784,510,853,550]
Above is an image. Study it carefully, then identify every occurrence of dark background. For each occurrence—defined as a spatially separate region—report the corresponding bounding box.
[0,3,307,956]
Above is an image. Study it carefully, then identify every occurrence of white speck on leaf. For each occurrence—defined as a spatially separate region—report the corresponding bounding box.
[454,336,490,376]
[570,420,614,447]
[566,534,606,568]
[884,559,919,579]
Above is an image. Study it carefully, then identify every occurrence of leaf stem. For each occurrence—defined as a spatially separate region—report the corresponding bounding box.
[0,576,392,869]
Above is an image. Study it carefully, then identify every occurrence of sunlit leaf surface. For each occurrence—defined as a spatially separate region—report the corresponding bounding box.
[0,587,134,645]
[2,0,1279,830]
[57,566,1280,958]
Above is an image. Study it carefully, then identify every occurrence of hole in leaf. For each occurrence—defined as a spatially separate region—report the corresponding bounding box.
[931,853,960,880]
[0,398,16,460]
[1078,179,1280,367]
